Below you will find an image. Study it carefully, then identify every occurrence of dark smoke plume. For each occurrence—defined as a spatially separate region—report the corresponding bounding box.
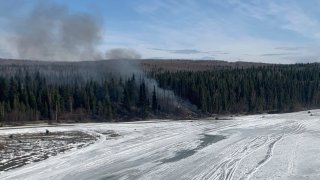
[14,2,102,61]
[105,48,142,60]
[105,48,199,114]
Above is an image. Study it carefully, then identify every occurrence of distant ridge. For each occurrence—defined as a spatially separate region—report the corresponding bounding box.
[0,58,272,72]
[142,59,271,71]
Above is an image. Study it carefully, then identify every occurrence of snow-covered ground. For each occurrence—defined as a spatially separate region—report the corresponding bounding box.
[1,110,320,179]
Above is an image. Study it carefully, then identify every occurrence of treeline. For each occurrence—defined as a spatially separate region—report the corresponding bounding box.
[2,61,320,124]
[0,72,162,125]
[152,64,320,114]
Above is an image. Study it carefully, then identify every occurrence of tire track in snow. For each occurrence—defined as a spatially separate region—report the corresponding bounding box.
[240,134,283,180]
[283,122,305,135]
[77,125,206,179]
[194,136,269,180]
[287,136,299,176]
[221,136,270,180]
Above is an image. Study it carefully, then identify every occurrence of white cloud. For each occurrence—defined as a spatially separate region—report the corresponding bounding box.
[225,0,320,39]
[2,0,320,63]
[131,0,320,63]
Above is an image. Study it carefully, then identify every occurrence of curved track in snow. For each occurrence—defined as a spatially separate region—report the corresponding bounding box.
[2,110,320,180]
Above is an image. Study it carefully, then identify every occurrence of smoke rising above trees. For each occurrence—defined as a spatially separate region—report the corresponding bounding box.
[13,2,103,61]
[1,1,148,62]
[105,48,142,60]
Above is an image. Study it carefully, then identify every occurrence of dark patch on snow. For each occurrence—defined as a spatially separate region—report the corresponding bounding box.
[0,131,98,172]
[100,130,121,140]
[100,169,141,180]
[161,134,225,163]
[100,175,118,180]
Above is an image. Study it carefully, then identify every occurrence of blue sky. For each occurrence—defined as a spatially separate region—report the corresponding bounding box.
[1,0,320,63]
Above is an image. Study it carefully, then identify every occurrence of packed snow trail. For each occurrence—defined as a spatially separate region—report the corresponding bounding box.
[2,110,320,180]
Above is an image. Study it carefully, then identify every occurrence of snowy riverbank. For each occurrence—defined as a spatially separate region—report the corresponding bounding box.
[1,110,320,179]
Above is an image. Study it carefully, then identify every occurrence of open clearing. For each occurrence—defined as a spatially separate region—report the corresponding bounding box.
[1,110,320,179]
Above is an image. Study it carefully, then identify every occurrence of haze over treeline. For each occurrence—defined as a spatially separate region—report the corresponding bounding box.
[0,60,199,124]
[1,1,320,124]
[1,60,320,125]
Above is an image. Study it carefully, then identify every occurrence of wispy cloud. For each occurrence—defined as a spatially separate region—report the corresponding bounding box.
[150,48,209,54]
[274,46,306,51]
[127,0,320,63]
[225,0,320,39]
[1,0,320,63]
[260,53,295,57]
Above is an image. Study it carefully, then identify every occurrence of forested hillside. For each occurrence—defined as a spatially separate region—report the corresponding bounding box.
[152,63,320,114]
[0,59,200,125]
[1,59,320,125]
[142,59,268,72]
[0,71,197,125]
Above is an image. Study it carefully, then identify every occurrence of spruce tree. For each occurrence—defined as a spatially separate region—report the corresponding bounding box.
[152,86,158,113]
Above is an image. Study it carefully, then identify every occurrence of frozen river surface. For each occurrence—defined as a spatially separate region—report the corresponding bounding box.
[2,110,320,180]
